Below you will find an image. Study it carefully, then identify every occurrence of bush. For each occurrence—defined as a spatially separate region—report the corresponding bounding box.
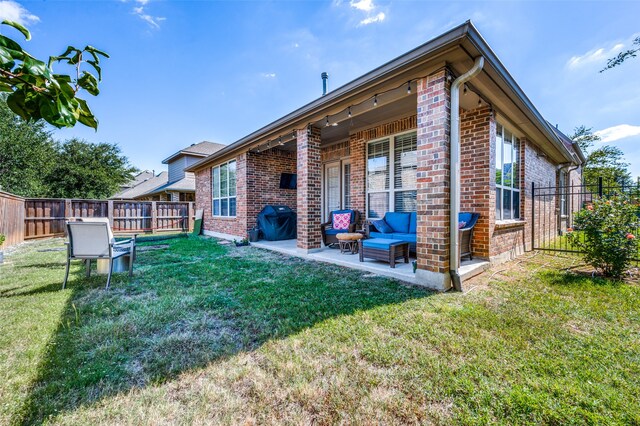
[567,195,639,279]
[0,234,5,247]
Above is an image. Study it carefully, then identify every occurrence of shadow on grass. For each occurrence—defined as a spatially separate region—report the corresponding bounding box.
[537,269,622,288]
[13,237,433,424]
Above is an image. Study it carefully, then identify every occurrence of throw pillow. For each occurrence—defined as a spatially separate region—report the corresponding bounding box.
[372,219,394,233]
[459,221,467,229]
[332,212,351,230]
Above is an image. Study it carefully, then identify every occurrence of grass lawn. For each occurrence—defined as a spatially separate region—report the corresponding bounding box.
[1,236,639,425]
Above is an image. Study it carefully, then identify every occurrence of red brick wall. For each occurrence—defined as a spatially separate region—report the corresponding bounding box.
[246,149,297,230]
[297,126,322,250]
[195,153,248,238]
[460,105,492,258]
[416,69,451,275]
[321,141,349,163]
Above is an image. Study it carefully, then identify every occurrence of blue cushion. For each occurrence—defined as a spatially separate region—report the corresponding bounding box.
[391,233,416,244]
[370,231,392,239]
[362,238,404,250]
[409,212,417,234]
[384,212,410,233]
[459,212,472,225]
[371,219,394,234]
[324,228,348,236]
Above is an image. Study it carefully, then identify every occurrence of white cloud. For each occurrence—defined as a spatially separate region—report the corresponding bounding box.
[0,1,39,26]
[595,124,640,143]
[262,73,276,78]
[567,40,628,70]
[132,4,165,29]
[360,12,385,25]
[350,0,374,12]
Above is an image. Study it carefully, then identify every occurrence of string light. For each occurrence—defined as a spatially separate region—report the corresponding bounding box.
[278,136,283,145]
[325,116,330,127]
[463,85,468,95]
[406,81,411,94]
[478,98,482,106]
[292,131,296,139]
[373,94,378,107]
[348,106,352,118]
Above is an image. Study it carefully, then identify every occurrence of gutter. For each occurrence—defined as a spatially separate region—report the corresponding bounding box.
[450,56,485,292]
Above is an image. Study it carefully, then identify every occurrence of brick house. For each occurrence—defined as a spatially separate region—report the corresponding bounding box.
[113,141,225,202]
[186,21,584,291]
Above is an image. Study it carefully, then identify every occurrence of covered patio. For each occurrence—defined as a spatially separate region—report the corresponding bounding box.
[251,239,489,285]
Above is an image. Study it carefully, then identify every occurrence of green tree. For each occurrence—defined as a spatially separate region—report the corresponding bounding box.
[0,20,108,129]
[0,97,56,196]
[571,125,632,188]
[45,138,137,199]
[600,36,640,72]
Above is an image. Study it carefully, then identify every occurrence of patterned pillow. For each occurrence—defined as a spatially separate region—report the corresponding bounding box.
[332,212,351,230]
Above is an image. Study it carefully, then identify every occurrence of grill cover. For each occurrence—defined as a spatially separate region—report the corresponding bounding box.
[257,205,297,241]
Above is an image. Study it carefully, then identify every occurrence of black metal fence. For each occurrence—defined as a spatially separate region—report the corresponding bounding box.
[531,177,640,261]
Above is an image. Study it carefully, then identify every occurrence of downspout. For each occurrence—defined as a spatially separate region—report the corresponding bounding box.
[450,56,484,292]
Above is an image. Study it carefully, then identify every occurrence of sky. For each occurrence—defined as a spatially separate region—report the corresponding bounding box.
[1,0,639,177]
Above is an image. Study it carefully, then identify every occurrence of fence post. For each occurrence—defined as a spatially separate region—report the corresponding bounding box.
[151,201,157,233]
[531,182,535,251]
[598,177,603,198]
[107,200,114,228]
[188,202,194,232]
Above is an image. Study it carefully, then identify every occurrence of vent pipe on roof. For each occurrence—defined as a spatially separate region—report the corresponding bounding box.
[321,72,329,96]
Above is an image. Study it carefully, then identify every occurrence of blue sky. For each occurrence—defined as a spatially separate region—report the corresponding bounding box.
[2,0,639,177]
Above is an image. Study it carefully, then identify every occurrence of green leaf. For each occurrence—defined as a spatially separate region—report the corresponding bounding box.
[77,71,99,96]
[84,45,110,59]
[22,56,53,80]
[6,90,30,120]
[87,60,102,80]
[0,46,13,65]
[1,20,31,41]
[76,98,98,130]
[0,34,23,52]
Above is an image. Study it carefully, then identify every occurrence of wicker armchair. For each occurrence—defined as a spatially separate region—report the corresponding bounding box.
[459,212,480,261]
[321,210,361,246]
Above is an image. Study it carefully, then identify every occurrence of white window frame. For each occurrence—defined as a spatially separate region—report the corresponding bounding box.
[211,160,237,217]
[365,130,418,219]
[495,123,521,221]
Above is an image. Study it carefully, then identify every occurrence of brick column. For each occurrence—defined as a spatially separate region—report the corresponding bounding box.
[297,126,322,251]
[415,69,452,291]
[460,105,493,259]
[349,133,366,218]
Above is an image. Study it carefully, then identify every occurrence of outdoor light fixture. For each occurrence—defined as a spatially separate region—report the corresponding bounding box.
[278,136,283,145]
[348,106,352,118]
[373,94,378,107]
[325,116,330,127]
[407,81,411,94]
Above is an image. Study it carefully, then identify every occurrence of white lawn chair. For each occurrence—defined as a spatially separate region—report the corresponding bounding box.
[63,219,136,289]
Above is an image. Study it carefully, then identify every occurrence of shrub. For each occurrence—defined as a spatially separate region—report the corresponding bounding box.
[0,234,5,247]
[567,195,639,279]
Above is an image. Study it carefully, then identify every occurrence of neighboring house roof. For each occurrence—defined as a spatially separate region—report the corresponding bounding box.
[162,141,226,164]
[186,20,577,173]
[548,122,587,164]
[142,176,196,196]
[110,172,169,199]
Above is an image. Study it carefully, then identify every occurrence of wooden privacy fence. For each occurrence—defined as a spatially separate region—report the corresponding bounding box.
[24,199,195,239]
[0,191,25,248]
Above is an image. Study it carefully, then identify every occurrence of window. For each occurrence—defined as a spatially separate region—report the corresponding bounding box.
[366,132,417,218]
[559,170,568,216]
[495,124,520,220]
[212,160,236,217]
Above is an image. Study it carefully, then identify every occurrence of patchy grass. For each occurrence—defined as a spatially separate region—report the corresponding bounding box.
[1,237,639,425]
